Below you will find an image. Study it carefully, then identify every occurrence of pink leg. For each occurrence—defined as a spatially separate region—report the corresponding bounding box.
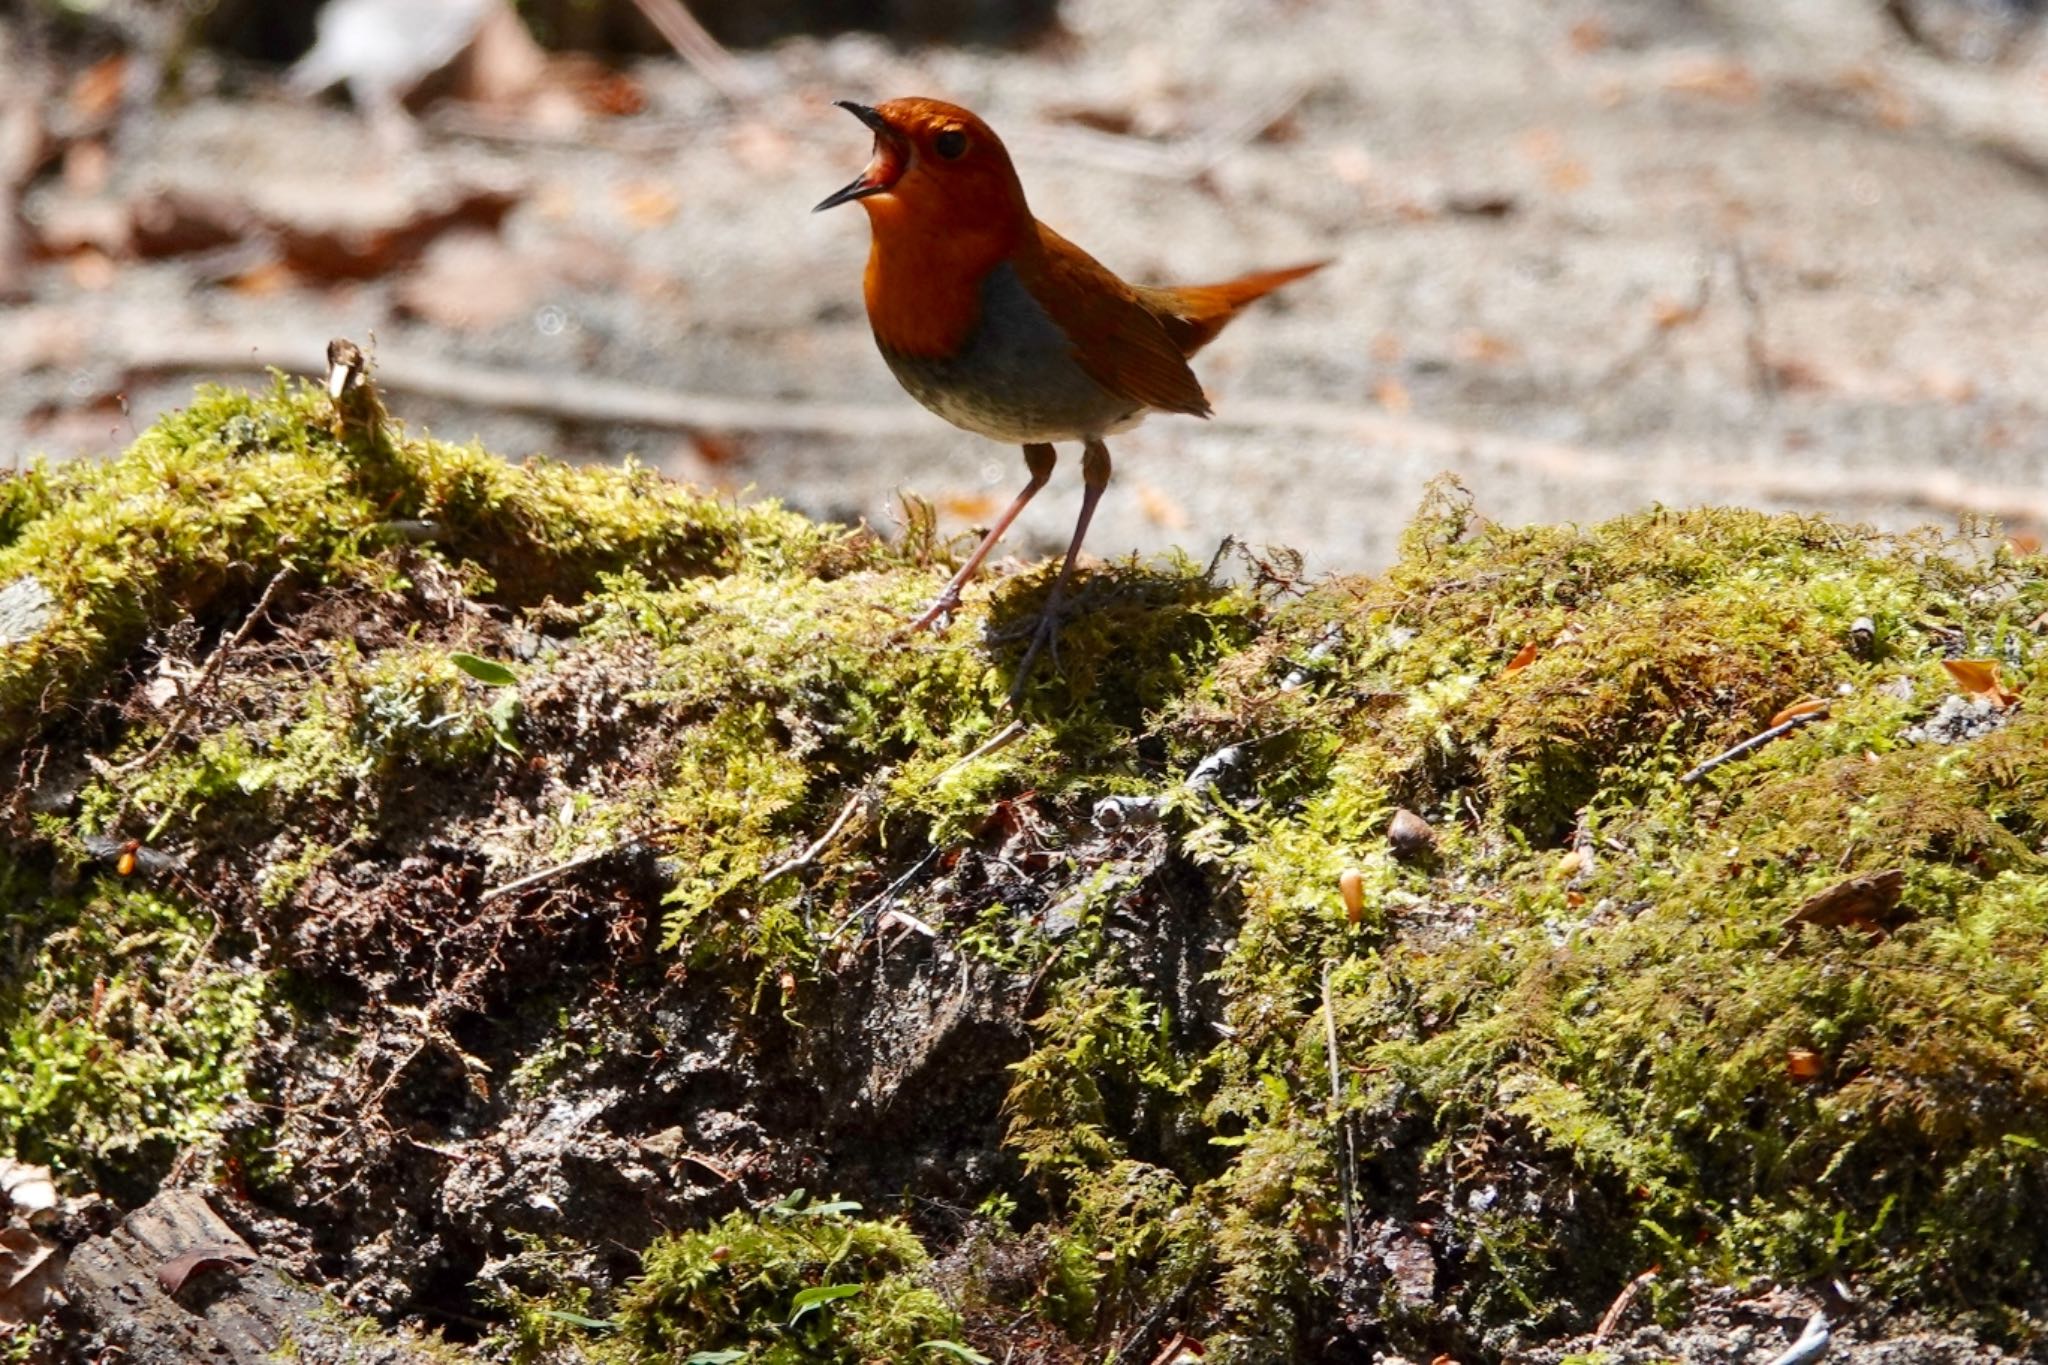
[905,442,1056,634]
[1009,437,1111,702]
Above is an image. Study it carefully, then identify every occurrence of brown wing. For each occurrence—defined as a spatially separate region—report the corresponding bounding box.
[1012,221,1212,418]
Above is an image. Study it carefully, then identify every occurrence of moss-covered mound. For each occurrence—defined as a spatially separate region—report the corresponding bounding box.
[3,379,2044,1363]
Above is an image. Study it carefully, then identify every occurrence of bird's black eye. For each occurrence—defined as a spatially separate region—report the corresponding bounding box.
[934,129,968,160]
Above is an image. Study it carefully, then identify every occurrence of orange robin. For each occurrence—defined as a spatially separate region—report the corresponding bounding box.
[815,97,1323,692]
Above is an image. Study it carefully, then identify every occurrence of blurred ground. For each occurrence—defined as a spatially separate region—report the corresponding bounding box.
[3,0,2046,574]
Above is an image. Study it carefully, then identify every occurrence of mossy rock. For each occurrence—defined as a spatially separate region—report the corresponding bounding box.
[3,379,2044,1363]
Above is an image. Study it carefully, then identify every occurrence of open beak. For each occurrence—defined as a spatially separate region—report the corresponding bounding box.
[813,101,907,212]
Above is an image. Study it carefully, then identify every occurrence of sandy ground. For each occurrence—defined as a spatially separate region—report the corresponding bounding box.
[5,0,2047,574]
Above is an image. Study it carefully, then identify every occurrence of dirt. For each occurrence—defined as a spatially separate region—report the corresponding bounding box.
[5,0,2047,581]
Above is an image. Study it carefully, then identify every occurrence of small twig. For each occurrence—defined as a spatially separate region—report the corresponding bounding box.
[1679,709,1828,786]
[933,719,1027,784]
[1726,240,1778,402]
[1594,1265,1660,1340]
[831,844,944,942]
[111,566,291,777]
[1322,962,1357,1266]
[480,837,646,903]
[1019,82,1308,183]
[624,0,755,105]
[760,782,874,884]
[113,332,2048,524]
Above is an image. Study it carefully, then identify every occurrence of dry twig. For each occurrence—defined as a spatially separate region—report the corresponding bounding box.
[1679,707,1828,785]
[1322,962,1357,1264]
[116,333,2048,525]
[1594,1265,1659,1340]
[624,0,755,105]
[111,566,292,777]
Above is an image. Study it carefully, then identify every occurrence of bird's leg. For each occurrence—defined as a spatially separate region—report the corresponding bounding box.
[1009,438,1111,703]
[904,442,1056,635]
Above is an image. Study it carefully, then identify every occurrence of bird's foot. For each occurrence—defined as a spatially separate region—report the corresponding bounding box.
[1006,605,1066,706]
[899,587,964,638]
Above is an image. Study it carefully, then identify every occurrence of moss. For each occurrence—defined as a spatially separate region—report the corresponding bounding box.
[0,852,270,1196]
[605,1198,962,1363]
[11,381,2048,1361]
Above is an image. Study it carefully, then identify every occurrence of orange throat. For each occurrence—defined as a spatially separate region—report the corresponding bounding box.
[859,195,1023,360]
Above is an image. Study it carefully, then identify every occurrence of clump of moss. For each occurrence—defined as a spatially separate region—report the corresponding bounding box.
[0,852,268,1197]
[606,1196,963,1363]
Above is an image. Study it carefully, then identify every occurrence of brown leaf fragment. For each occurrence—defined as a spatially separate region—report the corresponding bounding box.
[1942,659,2020,709]
[1769,698,1830,728]
[0,1225,64,1325]
[1786,868,1908,936]
[0,1160,56,1220]
[1504,641,1539,673]
[129,190,252,259]
[155,1244,257,1299]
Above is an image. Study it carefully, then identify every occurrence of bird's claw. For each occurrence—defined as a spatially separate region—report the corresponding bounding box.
[900,588,963,638]
[1006,608,1066,705]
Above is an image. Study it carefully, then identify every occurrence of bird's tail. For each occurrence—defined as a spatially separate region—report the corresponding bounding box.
[1142,260,1328,357]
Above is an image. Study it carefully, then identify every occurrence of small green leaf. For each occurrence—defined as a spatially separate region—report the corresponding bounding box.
[920,1342,994,1363]
[792,1199,863,1219]
[536,1308,618,1331]
[787,1282,863,1325]
[683,1352,747,1365]
[768,1187,807,1214]
[449,652,517,686]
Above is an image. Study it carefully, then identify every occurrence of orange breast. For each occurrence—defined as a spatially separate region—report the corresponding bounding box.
[860,197,1017,360]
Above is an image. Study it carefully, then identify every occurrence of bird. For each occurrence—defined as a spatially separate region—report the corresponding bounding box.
[815,97,1324,695]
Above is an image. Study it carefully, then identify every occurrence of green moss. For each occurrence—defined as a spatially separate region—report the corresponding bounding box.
[11,381,2048,1360]
[0,853,270,1194]
[607,1198,961,1363]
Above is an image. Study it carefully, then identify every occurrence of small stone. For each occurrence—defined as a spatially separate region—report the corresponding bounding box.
[1388,808,1436,859]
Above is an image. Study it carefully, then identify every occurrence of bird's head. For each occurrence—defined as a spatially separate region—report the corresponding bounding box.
[814,98,1029,235]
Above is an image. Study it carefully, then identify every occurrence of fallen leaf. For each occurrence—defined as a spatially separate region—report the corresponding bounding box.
[68,54,128,123]
[1942,659,2020,709]
[1504,641,1539,673]
[614,182,679,229]
[1545,158,1591,192]
[1650,296,1702,330]
[939,492,998,522]
[226,260,294,297]
[1134,481,1189,530]
[67,247,117,290]
[1566,17,1609,54]
[0,1226,63,1325]
[1456,329,1518,364]
[1769,698,1830,728]
[1786,1047,1824,1081]
[1786,868,1909,935]
[0,1160,56,1219]
[391,229,539,330]
[156,1244,256,1298]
